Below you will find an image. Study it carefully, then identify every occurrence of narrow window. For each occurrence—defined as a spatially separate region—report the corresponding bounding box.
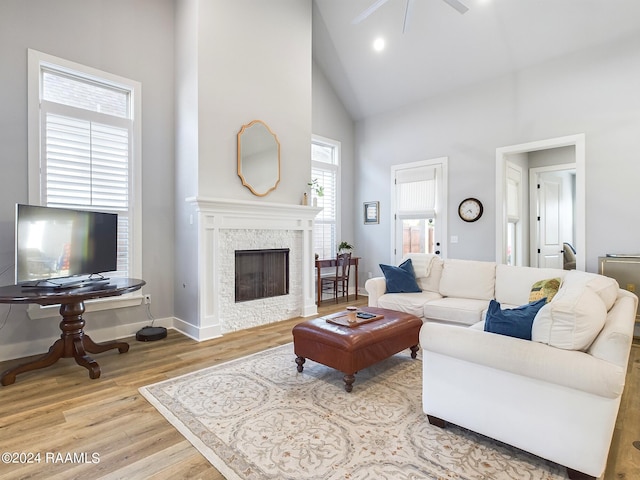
[311,136,340,259]
[29,50,141,279]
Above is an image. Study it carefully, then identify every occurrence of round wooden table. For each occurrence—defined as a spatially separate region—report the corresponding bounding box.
[0,277,145,386]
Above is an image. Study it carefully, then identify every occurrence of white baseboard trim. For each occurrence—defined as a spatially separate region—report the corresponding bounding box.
[171,317,222,342]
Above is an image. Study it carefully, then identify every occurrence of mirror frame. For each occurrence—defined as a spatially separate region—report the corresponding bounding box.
[237,120,281,197]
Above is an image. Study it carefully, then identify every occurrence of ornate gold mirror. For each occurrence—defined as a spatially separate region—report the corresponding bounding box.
[237,120,281,196]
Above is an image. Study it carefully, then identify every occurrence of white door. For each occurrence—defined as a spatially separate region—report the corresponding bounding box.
[535,175,563,268]
[391,159,447,264]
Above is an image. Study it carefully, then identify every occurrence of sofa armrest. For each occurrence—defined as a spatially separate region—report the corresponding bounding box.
[420,323,626,398]
[588,289,638,367]
[365,277,386,307]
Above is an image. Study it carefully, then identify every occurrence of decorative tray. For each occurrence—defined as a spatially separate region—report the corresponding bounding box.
[324,311,384,327]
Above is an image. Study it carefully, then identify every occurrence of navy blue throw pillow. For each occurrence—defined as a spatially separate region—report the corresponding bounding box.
[484,298,547,340]
[379,259,422,293]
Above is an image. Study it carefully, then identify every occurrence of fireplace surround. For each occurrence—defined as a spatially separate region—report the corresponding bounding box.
[184,197,321,340]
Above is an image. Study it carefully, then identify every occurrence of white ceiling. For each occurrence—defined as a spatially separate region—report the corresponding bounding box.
[312,0,640,120]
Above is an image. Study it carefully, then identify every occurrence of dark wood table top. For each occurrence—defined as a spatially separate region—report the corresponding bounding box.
[0,277,146,306]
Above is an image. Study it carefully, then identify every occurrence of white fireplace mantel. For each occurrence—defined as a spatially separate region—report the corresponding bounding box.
[185,196,322,340]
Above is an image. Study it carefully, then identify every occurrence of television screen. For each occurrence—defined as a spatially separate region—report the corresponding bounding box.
[15,204,118,286]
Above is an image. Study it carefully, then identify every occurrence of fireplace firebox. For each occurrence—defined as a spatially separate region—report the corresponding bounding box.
[235,248,290,302]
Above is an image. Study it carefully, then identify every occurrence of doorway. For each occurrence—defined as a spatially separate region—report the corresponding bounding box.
[530,166,576,268]
[495,134,585,270]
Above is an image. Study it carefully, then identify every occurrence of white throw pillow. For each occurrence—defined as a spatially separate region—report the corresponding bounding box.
[532,285,607,351]
[561,270,619,311]
[439,259,496,300]
[494,264,567,306]
[402,253,443,293]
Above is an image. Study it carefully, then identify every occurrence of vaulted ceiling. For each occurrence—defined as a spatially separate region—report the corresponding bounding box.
[313,0,640,120]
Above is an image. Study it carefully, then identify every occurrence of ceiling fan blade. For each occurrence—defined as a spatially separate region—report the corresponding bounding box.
[441,0,469,14]
[402,0,415,34]
[352,0,391,25]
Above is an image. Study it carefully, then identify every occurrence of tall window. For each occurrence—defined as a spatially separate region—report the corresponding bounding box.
[311,136,340,259]
[28,50,142,279]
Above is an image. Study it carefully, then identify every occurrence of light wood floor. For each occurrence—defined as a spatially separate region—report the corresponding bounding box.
[0,300,638,480]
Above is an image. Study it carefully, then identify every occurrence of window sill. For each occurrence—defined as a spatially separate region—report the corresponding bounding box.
[27,292,144,320]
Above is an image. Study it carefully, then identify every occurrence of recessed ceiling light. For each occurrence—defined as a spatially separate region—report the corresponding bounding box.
[373,37,385,52]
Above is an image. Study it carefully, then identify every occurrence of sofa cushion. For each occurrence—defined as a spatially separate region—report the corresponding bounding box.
[532,285,607,351]
[528,277,561,303]
[378,291,442,318]
[561,270,619,311]
[423,297,489,326]
[484,298,547,340]
[495,264,567,306]
[380,259,421,293]
[439,259,496,300]
[402,253,443,293]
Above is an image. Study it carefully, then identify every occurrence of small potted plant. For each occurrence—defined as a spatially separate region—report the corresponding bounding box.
[338,241,353,254]
[307,179,324,197]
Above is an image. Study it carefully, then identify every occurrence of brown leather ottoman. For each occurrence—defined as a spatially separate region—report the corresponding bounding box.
[292,307,422,392]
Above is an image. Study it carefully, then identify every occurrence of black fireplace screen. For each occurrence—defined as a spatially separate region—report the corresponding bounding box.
[235,248,290,302]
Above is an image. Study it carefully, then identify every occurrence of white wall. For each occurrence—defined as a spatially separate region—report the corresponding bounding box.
[312,61,356,254]
[174,0,201,325]
[174,0,313,327]
[354,31,640,280]
[0,0,176,360]
[196,0,311,204]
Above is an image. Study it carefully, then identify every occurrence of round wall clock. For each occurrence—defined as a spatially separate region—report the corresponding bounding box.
[458,197,483,222]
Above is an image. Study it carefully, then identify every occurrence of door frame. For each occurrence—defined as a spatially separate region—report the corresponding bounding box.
[495,134,585,270]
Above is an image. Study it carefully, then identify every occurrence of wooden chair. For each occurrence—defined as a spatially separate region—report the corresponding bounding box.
[321,252,352,303]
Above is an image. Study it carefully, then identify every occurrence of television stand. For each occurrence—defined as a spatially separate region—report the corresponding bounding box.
[0,278,145,386]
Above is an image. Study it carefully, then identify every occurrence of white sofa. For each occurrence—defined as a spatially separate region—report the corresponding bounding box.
[365,254,638,479]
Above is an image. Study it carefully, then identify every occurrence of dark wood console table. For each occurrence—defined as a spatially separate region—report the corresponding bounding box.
[315,257,359,305]
[0,277,145,386]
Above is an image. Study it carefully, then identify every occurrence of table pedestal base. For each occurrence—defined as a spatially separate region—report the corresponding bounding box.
[1,301,129,386]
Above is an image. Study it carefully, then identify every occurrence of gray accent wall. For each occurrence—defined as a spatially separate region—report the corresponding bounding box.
[0,0,176,360]
[353,31,640,282]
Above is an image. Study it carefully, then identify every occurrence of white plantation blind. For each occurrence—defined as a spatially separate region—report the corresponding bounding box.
[311,138,340,259]
[395,165,438,218]
[39,67,135,277]
[44,114,129,209]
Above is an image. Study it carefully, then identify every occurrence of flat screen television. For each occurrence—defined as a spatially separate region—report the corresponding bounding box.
[15,204,118,288]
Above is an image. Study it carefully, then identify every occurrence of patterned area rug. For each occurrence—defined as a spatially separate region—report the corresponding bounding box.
[140,343,566,480]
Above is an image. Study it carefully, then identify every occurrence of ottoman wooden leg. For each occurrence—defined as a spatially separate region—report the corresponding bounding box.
[410,345,419,359]
[343,373,355,392]
[295,356,305,372]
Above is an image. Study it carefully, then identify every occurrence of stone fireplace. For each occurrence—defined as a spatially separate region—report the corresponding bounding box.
[186,197,321,339]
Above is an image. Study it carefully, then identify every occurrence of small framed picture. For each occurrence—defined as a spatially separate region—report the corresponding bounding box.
[363,201,380,224]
